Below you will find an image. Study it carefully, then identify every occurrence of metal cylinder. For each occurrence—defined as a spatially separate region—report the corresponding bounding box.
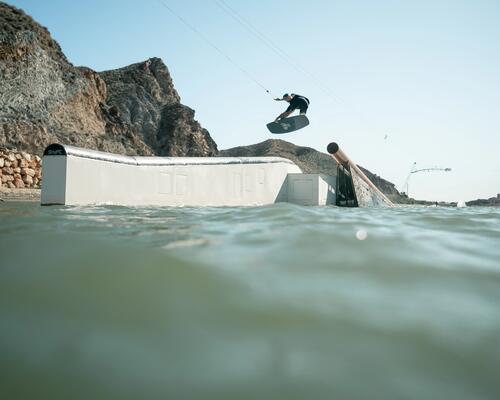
[327,142,349,166]
[326,142,394,206]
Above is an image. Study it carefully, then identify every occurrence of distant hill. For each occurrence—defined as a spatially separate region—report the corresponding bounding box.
[467,194,500,207]
[220,139,405,202]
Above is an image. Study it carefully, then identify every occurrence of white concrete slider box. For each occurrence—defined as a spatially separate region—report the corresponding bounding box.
[287,174,336,206]
[41,144,304,207]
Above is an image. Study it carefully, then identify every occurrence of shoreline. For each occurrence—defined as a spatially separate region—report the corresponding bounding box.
[0,188,41,202]
[0,188,497,207]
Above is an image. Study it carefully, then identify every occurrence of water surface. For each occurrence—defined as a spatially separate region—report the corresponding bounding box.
[1,202,500,399]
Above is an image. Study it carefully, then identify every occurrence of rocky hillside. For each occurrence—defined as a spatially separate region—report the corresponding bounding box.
[100,59,217,156]
[220,139,404,202]
[220,139,336,175]
[466,194,500,207]
[356,165,401,200]
[0,2,217,157]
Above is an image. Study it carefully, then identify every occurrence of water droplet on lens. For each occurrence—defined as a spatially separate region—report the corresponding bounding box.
[356,229,367,240]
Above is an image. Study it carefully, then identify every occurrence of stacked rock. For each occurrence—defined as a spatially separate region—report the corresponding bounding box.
[0,148,42,189]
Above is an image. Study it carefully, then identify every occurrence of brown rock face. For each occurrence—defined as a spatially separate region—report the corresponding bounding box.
[100,58,218,156]
[0,2,217,157]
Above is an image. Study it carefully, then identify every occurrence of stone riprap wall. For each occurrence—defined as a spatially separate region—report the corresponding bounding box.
[0,147,41,189]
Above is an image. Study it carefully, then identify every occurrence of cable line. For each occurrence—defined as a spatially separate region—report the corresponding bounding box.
[213,0,342,104]
[157,0,393,144]
[156,0,274,97]
[212,0,398,139]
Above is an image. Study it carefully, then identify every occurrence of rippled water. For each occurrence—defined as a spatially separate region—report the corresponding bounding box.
[1,202,500,399]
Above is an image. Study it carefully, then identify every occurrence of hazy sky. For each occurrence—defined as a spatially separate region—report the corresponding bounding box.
[8,0,500,201]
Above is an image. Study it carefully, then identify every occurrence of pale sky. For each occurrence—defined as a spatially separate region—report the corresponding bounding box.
[8,0,500,202]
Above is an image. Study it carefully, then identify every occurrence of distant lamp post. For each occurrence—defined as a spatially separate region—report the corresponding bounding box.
[401,163,452,198]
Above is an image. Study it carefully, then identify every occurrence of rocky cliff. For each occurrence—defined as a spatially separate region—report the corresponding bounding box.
[220,139,404,202]
[0,2,217,157]
[466,194,500,207]
[100,59,217,156]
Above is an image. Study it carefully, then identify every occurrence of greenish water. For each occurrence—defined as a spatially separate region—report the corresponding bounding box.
[1,202,500,399]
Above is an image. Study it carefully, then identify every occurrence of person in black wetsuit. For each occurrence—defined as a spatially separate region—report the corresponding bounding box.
[274,93,310,122]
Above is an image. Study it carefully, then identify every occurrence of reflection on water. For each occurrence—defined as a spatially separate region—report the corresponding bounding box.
[1,202,500,399]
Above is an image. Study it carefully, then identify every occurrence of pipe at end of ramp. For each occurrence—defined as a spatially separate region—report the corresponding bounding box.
[327,142,394,206]
[327,142,349,166]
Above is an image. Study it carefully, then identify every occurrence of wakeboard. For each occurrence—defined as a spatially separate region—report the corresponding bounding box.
[267,115,309,134]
